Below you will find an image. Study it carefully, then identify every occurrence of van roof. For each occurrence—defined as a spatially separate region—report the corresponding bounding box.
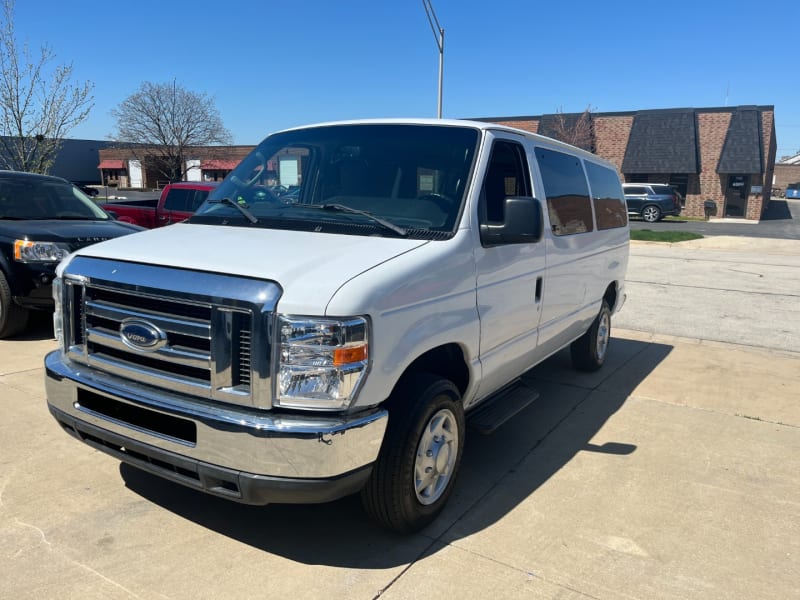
[273,118,609,165]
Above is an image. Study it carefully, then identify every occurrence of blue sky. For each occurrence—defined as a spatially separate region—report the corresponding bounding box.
[13,0,800,158]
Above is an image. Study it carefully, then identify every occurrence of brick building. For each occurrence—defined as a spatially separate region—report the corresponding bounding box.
[774,153,800,196]
[96,105,777,220]
[97,145,254,189]
[480,105,777,220]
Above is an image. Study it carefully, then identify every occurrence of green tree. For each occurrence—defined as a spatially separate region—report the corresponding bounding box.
[0,0,94,173]
[111,80,232,183]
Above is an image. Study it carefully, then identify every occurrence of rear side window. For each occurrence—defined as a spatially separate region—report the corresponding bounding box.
[535,147,593,236]
[650,185,673,195]
[164,188,208,212]
[586,162,627,230]
[624,186,647,195]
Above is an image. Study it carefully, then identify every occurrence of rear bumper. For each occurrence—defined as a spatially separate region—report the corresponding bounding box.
[45,350,388,504]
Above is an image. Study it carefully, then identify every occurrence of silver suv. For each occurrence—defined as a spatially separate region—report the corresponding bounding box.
[623,183,682,222]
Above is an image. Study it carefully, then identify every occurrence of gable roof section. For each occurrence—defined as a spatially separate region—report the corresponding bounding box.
[717,108,763,173]
[622,109,698,173]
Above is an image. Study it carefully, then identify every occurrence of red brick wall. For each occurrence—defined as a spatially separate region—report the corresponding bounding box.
[775,164,800,191]
[744,111,776,219]
[490,119,540,134]
[692,112,732,218]
[594,116,633,173]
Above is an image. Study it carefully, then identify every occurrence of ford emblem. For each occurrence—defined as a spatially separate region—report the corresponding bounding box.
[120,319,167,352]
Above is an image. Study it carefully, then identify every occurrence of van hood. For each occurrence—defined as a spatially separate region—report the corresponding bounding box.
[69,223,430,314]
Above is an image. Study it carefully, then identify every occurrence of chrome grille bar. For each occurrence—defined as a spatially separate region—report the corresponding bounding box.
[60,257,281,409]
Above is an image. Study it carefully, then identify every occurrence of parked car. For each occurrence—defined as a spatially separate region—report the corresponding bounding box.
[623,183,682,222]
[45,120,629,533]
[73,183,99,197]
[0,170,143,338]
[100,181,220,228]
[785,183,800,200]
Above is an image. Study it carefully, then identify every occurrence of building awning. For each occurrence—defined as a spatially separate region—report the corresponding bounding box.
[622,110,699,174]
[717,108,763,174]
[201,159,238,170]
[98,159,125,169]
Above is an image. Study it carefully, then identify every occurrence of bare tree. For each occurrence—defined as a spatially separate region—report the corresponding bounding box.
[111,80,232,183]
[0,0,94,173]
[548,105,595,152]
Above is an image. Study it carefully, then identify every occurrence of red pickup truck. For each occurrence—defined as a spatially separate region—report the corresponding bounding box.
[101,182,219,228]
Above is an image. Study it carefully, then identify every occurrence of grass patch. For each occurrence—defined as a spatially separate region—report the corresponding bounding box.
[630,230,704,243]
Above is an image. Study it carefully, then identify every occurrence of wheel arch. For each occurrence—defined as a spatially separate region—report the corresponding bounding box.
[603,282,618,313]
[391,342,470,403]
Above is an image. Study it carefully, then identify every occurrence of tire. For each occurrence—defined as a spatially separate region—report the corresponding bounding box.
[641,205,661,223]
[0,271,29,339]
[570,301,611,372]
[361,373,465,533]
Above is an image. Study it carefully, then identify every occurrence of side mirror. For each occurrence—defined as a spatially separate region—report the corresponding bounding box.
[480,196,542,246]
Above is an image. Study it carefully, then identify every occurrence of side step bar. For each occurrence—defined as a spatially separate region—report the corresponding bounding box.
[467,380,540,435]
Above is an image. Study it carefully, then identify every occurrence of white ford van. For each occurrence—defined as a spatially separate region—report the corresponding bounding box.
[45,119,629,533]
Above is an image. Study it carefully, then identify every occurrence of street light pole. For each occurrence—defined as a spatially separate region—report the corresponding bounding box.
[422,0,444,118]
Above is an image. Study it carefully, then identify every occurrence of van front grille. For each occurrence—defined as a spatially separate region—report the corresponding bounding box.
[60,257,281,409]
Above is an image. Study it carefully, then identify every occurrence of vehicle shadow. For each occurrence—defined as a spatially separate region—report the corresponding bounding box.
[120,335,672,568]
[11,310,54,341]
[761,199,793,221]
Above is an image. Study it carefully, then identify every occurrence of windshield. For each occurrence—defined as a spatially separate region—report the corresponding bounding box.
[0,176,110,220]
[190,124,480,239]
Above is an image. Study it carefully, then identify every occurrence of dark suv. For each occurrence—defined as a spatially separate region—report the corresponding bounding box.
[0,171,143,338]
[623,183,682,222]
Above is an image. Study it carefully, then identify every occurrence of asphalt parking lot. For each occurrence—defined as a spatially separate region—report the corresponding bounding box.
[2,237,799,599]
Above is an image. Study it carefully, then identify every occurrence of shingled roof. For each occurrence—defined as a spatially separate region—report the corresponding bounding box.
[717,108,763,173]
[621,109,699,173]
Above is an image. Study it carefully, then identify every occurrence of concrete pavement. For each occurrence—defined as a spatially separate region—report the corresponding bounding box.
[1,240,799,599]
[618,236,800,353]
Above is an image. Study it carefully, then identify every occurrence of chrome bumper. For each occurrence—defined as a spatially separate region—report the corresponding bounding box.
[45,351,388,503]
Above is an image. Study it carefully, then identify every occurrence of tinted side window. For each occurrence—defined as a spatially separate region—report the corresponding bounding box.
[192,190,210,210]
[586,162,627,230]
[481,140,531,223]
[163,188,194,211]
[535,147,593,236]
[624,186,647,195]
[650,185,673,195]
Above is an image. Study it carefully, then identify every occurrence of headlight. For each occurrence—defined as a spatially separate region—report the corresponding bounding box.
[14,240,70,263]
[277,315,369,411]
[52,277,63,345]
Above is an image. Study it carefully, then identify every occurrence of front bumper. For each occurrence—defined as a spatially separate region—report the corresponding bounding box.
[45,351,388,504]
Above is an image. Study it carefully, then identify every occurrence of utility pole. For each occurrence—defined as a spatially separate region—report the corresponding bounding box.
[422,0,444,118]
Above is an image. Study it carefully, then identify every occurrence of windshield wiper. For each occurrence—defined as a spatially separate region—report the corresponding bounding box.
[307,203,407,236]
[209,197,258,224]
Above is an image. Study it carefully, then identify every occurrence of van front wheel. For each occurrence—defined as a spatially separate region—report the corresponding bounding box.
[571,301,611,372]
[361,374,464,533]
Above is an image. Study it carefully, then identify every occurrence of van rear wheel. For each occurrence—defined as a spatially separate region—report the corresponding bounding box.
[571,301,611,372]
[361,373,464,533]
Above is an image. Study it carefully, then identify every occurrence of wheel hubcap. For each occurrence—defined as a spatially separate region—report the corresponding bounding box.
[643,206,659,222]
[596,311,610,360]
[414,408,458,505]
